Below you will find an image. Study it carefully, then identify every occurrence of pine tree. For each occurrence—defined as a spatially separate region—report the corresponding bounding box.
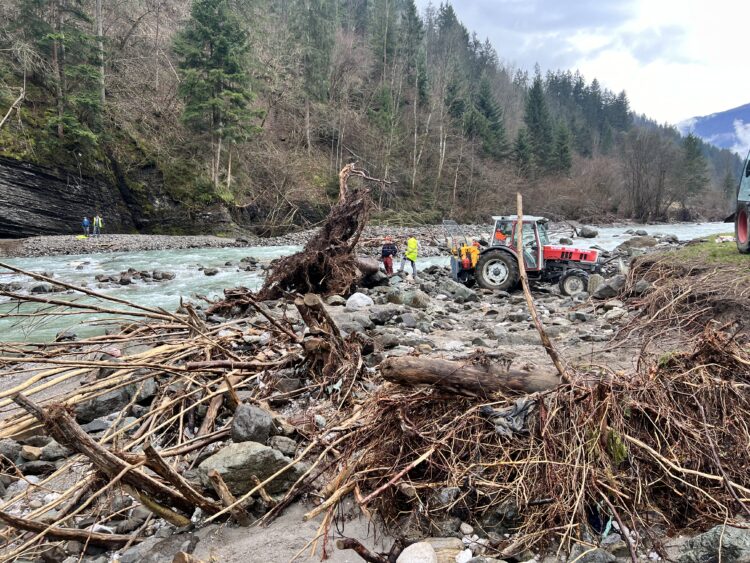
[173,0,258,190]
[551,121,572,173]
[474,75,509,160]
[523,73,553,171]
[15,0,101,154]
[514,127,533,178]
[679,133,709,206]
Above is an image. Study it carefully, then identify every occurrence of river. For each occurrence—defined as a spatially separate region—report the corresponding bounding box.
[0,222,733,342]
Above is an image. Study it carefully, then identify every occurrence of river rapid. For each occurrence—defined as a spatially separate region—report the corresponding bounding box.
[0,222,732,342]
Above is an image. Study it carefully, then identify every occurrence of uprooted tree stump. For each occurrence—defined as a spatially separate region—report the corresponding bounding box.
[257,164,390,300]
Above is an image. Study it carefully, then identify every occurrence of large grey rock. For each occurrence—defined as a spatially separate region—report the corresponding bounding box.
[397,542,438,563]
[230,404,275,444]
[41,440,71,461]
[198,442,306,496]
[559,237,574,245]
[325,295,347,306]
[617,236,658,250]
[403,289,431,309]
[632,279,652,295]
[592,275,626,300]
[579,226,599,238]
[0,439,21,462]
[75,387,132,423]
[117,533,200,563]
[677,526,750,563]
[437,279,478,302]
[345,292,374,311]
[569,546,615,563]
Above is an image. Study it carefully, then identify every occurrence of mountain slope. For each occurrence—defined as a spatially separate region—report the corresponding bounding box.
[679,103,750,157]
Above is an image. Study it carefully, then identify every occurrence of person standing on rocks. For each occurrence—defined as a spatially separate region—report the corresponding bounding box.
[398,234,419,280]
[93,214,103,237]
[81,216,90,237]
[381,236,398,275]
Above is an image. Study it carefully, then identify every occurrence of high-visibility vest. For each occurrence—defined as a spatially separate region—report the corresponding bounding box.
[405,238,418,261]
[94,217,103,228]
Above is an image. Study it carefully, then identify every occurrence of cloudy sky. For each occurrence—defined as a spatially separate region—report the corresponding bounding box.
[414,0,749,126]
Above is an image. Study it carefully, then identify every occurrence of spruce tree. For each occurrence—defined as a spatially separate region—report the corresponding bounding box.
[551,121,572,173]
[523,73,553,171]
[679,133,709,206]
[514,127,533,178]
[474,76,509,160]
[173,0,257,188]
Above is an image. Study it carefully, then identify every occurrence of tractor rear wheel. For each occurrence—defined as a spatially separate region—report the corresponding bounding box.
[736,203,750,254]
[559,269,589,296]
[475,251,519,291]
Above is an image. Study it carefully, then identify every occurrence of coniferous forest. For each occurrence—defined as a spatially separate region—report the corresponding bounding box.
[0,0,742,231]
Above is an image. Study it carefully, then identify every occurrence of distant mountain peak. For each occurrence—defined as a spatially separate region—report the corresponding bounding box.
[678,102,750,156]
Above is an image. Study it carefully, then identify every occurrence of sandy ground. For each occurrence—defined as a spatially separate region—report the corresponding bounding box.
[193,501,393,562]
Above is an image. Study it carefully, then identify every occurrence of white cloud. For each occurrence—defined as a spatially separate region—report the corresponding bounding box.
[416,0,750,124]
[730,120,750,158]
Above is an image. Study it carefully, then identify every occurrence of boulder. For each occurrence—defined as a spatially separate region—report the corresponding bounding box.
[569,545,615,563]
[0,439,21,462]
[635,229,648,236]
[41,440,71,461]
[677,525,750,563]
[75,387,133,423]
[30,283,54,293]
[617,236,657,250]
[230,404,275,444]
[345,292,374,311]
[632,279,652,295]
[203,268,219,276]
[587,273,605,295]
[663,234,679,244]
[397,542,438,563]
[198,442,306,496]
[592,275,626,300]
[579,226,599,238]
[603,307,627,321]
[403,289,431,309]
[559,237,574,245]
[325,295,347,306]
[269,436,297,457]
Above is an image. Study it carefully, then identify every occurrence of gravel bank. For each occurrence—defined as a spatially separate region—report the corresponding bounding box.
[0,223,574,259]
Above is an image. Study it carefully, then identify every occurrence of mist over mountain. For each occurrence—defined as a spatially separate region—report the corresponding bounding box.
[678,103,750,158]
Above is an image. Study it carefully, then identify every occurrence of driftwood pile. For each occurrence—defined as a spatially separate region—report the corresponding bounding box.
[0,183,749,561]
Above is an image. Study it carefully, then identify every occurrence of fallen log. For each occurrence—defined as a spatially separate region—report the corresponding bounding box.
[11,394,195,514]
[380,357,559,397]
[0,511,140,547]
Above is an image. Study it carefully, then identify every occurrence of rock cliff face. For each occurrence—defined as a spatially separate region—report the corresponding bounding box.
[0,157,136,238]
[0,157,240,238]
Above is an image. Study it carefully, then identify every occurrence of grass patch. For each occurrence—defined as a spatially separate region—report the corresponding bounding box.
[661,233,750,265]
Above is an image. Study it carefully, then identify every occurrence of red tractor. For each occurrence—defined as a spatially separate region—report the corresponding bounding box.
[449,215,603,296]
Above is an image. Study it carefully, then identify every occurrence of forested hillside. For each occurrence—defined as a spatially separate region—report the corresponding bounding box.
[0,0,742,233]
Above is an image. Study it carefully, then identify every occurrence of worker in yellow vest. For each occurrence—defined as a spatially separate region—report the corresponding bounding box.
[398,235,419,280]
[93,214,103,237]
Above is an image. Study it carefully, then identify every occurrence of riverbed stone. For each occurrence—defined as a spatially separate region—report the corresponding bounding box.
[579,226,598,238]
[41,440,71,461]
[403,289,431,309]
[677,525,750,563]
[230,404,275,444]
[198,442,306,496]
[346,292,374,311]
[20,445,43,461]
[592,275,626,299]
[397,542,438,563]
[269,436,297,457]
[203,267,219,276]
[75,387,133,423]
[0,439,21,462]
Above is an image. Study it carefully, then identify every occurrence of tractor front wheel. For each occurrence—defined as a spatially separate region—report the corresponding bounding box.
[475,251,519,291]
[736,203,750,254]
[559,269,589,296]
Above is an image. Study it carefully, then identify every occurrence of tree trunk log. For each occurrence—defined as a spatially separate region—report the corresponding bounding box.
[380,357,559,397]
[0,510,140,547]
